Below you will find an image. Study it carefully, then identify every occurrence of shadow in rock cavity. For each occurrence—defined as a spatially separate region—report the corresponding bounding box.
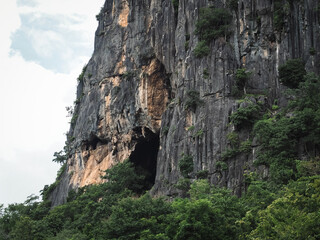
[129,128,160,192]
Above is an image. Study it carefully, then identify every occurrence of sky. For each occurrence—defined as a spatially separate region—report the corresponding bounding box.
[0,0,105,206]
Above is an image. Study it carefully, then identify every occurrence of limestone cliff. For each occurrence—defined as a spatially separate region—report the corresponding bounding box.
[50,0,320,206]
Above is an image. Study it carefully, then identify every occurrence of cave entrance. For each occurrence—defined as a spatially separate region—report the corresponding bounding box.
[129,129,159,192]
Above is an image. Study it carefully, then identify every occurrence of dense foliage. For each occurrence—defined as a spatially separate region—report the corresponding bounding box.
[178,154,194,178]
[2,171,320,239]
[194,41,210,58]
[194,7,232,57]
[278,58,306,88]
[0,162,240,240]
[254,73,320,184]
[233,68,251,96]
[230,101,261,130]
[195,7,232,42]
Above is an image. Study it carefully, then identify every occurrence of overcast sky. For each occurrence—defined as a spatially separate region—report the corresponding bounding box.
[0,0,104,206]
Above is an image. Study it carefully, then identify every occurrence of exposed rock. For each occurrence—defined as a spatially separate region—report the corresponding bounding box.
[50,0,320,206]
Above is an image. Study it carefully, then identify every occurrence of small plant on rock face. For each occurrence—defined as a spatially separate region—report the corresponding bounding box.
[273,0,290,31]
[194,129,204,138]
[77,64,87,83]
[227,132,239,147]
[194,41,210,58]
[196,170,209,179]
[187,125,195,132]
[234,68,251,95]
[239,139,252,153]
[178,154,194,178]
[184,90,203,111]
[123,71,135,80]
[162,126,170,135]
[221,148,238,160]
[235,68,249,87]
[185,40,190,51]
[203,68,209,79]
[52,151,67,165]
[194,7,232,58]
[216,161,228,171]
[71,114,78,126]
[96,7,104,21]
[271,104,279,110]
[230,102,261,129]
[309,47,316,55]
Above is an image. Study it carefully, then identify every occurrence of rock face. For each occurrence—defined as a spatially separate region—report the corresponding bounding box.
[50,0,320,205]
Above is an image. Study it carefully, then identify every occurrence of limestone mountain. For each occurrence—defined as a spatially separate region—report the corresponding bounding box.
[50,0,320,206]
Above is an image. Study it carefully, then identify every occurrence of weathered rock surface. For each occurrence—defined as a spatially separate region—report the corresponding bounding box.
[50,0,320,206]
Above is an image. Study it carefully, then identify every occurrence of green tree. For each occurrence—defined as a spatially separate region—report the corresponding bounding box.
[47,229,88,240]
[178,154,194,178]
[184,90,203,111]
[248,176,320,239]
[194,41,210,57]
[166,180,243,240]
[194,7,232,58]
[52,150,67,164]
[254,73,320,184]
[9,216,34,240]
[102,194,172,240]
[195,7,232,42]
[234,68,251,94]
[278,58,306,88]
[102,159,146,194]
[230,101,261,130]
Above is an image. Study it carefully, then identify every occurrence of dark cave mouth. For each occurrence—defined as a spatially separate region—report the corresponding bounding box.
[129,129,160,192]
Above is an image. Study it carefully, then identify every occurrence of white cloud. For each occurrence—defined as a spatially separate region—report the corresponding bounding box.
[29,29,64,57]
[0,0,21,57]
[0,0,104,206]
[12,0,103,73]
[17,0,102,34]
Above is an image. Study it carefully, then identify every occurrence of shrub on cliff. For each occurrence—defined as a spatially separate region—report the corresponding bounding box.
[194,40,210,57]
[194,7,232,57]
[77,64,87,83]
[235,68,251,92]
[184,90,203,111]
[230,102,261,130]
[52,150,67,164]
[195,7,232,42]
[278,58,306,88]
[254,73,320,184]
[178,154,194,178]
[102,160,146,194]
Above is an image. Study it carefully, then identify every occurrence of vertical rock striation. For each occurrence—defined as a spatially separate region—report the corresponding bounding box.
[50,0,320,205]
